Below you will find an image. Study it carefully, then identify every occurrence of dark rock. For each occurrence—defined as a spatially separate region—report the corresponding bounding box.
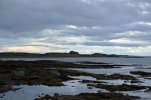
[35,92,140,100]
[145,87,151,92]
[95,74,136,80]
[131,80,143,83]
[88,83,147,91]
[0,80,7,85]
[130,71,151,77]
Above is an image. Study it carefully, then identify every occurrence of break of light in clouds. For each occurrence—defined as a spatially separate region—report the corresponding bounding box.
[0,0,151,56]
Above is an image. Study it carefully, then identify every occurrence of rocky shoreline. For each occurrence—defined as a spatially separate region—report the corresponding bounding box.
[35,92,140,100]
[0,60,150,99]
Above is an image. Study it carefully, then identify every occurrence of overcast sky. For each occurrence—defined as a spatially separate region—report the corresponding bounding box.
[0,0,151,55]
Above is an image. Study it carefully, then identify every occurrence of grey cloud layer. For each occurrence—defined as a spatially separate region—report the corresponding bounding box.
[1,0,150,31]
[0,0,151,55]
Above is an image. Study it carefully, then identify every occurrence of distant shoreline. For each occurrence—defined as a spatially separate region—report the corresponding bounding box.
[0,51,144,58]
[0,56,145,59]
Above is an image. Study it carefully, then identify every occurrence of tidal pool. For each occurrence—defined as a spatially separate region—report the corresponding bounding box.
[0,77,101,100]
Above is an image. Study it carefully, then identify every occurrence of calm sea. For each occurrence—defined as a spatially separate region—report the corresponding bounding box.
[0,57,151,66]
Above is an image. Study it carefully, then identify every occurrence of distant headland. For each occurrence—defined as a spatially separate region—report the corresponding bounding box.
[0,51,142,58]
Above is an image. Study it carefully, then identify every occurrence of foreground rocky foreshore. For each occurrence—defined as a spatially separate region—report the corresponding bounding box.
[0,60,151,99]
[35,92,140,100]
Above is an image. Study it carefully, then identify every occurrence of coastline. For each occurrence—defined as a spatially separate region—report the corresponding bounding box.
[0,59,151,99]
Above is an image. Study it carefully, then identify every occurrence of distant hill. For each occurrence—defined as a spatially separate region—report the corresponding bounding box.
[0,51,142,58]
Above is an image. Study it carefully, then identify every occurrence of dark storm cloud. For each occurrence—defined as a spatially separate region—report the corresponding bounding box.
[0,0,151,55]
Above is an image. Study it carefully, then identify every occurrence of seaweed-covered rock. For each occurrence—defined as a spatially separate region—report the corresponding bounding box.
[35,92,140,100]
[130,71,151,77]
[87,83,147,91]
